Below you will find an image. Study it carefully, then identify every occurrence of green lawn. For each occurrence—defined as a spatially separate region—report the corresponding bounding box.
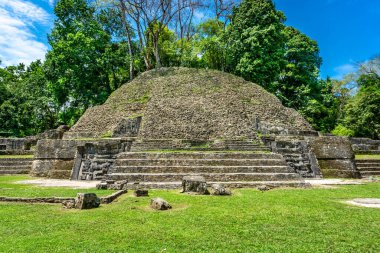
[356,154,380,160]
[0,176,379,252]
[0,175,114,198]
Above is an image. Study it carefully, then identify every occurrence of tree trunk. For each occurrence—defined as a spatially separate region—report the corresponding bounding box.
[119,0,134,80]
[153,33,161,68]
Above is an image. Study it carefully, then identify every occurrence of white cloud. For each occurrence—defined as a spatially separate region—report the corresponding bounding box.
[0,0,51,66]
[48,0,55,7]
[332,63,357,80]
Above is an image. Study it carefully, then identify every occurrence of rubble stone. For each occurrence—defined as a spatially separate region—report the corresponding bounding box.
[150,198,172,210]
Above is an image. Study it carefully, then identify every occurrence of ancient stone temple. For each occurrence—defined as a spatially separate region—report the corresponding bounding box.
[2,68,368,187]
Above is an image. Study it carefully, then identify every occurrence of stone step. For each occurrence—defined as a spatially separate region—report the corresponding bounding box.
[0,161,33,166]
[0,169,30,174]
[94,155,116,159]
[0,165,32,170]
[116,152,283,160]
[114,158,286,167]
[107,172,300,182]
[355,159,380,163]
[49,170,72,179]
[128,181,307,189]
[360,171,380,176]
[356,163,380,167]
[275,149,302,154]
[0,169,30,175]
[358,166,380,171]
[112,165,293,174]
[85,159,115,164]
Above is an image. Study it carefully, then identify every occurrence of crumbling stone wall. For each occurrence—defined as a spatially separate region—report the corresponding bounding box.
[263,136,321,178]
[350,138,380,154]
[72,140,130,180]
[0,138,34,155]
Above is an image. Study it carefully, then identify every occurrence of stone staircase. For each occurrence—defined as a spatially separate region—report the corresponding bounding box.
[224,140,271,151]
[0,158,33,175]
[355,159,380,177]
[105,151,304,188]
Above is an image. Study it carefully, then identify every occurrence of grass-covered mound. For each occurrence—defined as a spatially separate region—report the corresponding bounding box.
[0,176,379,252]
[68,68,313,139]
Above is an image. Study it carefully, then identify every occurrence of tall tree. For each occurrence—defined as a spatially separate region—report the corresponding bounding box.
[278,26,322,110]
[225,0,286,91]
[0,61,58,136]
[45,0,127,125]
[335,58,380,139]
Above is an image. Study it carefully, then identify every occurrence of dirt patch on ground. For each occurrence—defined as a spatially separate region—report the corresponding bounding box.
[16,179,100,189]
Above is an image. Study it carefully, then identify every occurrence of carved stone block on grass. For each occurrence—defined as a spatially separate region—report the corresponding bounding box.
[210,184,231,196]
[134,189,149,197]
[150,198,172,210]
[75,193,100,209]
[182,175,209,195]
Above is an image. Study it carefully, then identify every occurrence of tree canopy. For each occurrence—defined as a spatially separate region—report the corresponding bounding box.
[0,0,379,140]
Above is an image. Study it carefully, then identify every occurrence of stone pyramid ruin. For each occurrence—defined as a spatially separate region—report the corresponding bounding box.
[2,68,363,188]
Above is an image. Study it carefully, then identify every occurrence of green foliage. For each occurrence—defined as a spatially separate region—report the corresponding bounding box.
[100,131,113,138]
[226,0,286,91]
[332,125,355,137]
[335,57,380,139]
[0,61,58,136]
[279,26,322,109]
[44,0,130,125]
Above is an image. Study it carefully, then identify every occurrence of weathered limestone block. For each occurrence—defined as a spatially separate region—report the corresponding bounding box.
[34,139,80,159]
[310,137,360,178]
[134,189,149,197]
[150,198,172,210]
[317,160,360,178]
[210,184,231,195]
[62,199,76,209]
[182,176,209,194]
[97,180,127,190]
[31,159,74,178]
[257,185,271,192]
[74,193,100,209]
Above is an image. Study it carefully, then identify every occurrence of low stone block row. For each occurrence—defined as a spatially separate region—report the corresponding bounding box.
[0,158,33,175]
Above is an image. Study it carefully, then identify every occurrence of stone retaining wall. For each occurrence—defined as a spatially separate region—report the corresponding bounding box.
[350,138,380,154]
[310,136,360,178]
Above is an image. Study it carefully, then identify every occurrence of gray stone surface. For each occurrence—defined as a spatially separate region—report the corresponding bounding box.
[182,175,209,194]
[134,189,149,197]
[257,185,271,192]
[310,137,360,178]
[97,180,127,190]
[66,68,313,139]
[311,137,355,159]
[74,193,100,209]
[210,184,231,195]
[150,197,172,210]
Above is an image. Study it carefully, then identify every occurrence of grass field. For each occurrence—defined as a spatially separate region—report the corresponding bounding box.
[0,176,379,252]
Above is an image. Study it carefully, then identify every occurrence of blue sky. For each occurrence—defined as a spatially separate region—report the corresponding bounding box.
[0,0,379,79]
